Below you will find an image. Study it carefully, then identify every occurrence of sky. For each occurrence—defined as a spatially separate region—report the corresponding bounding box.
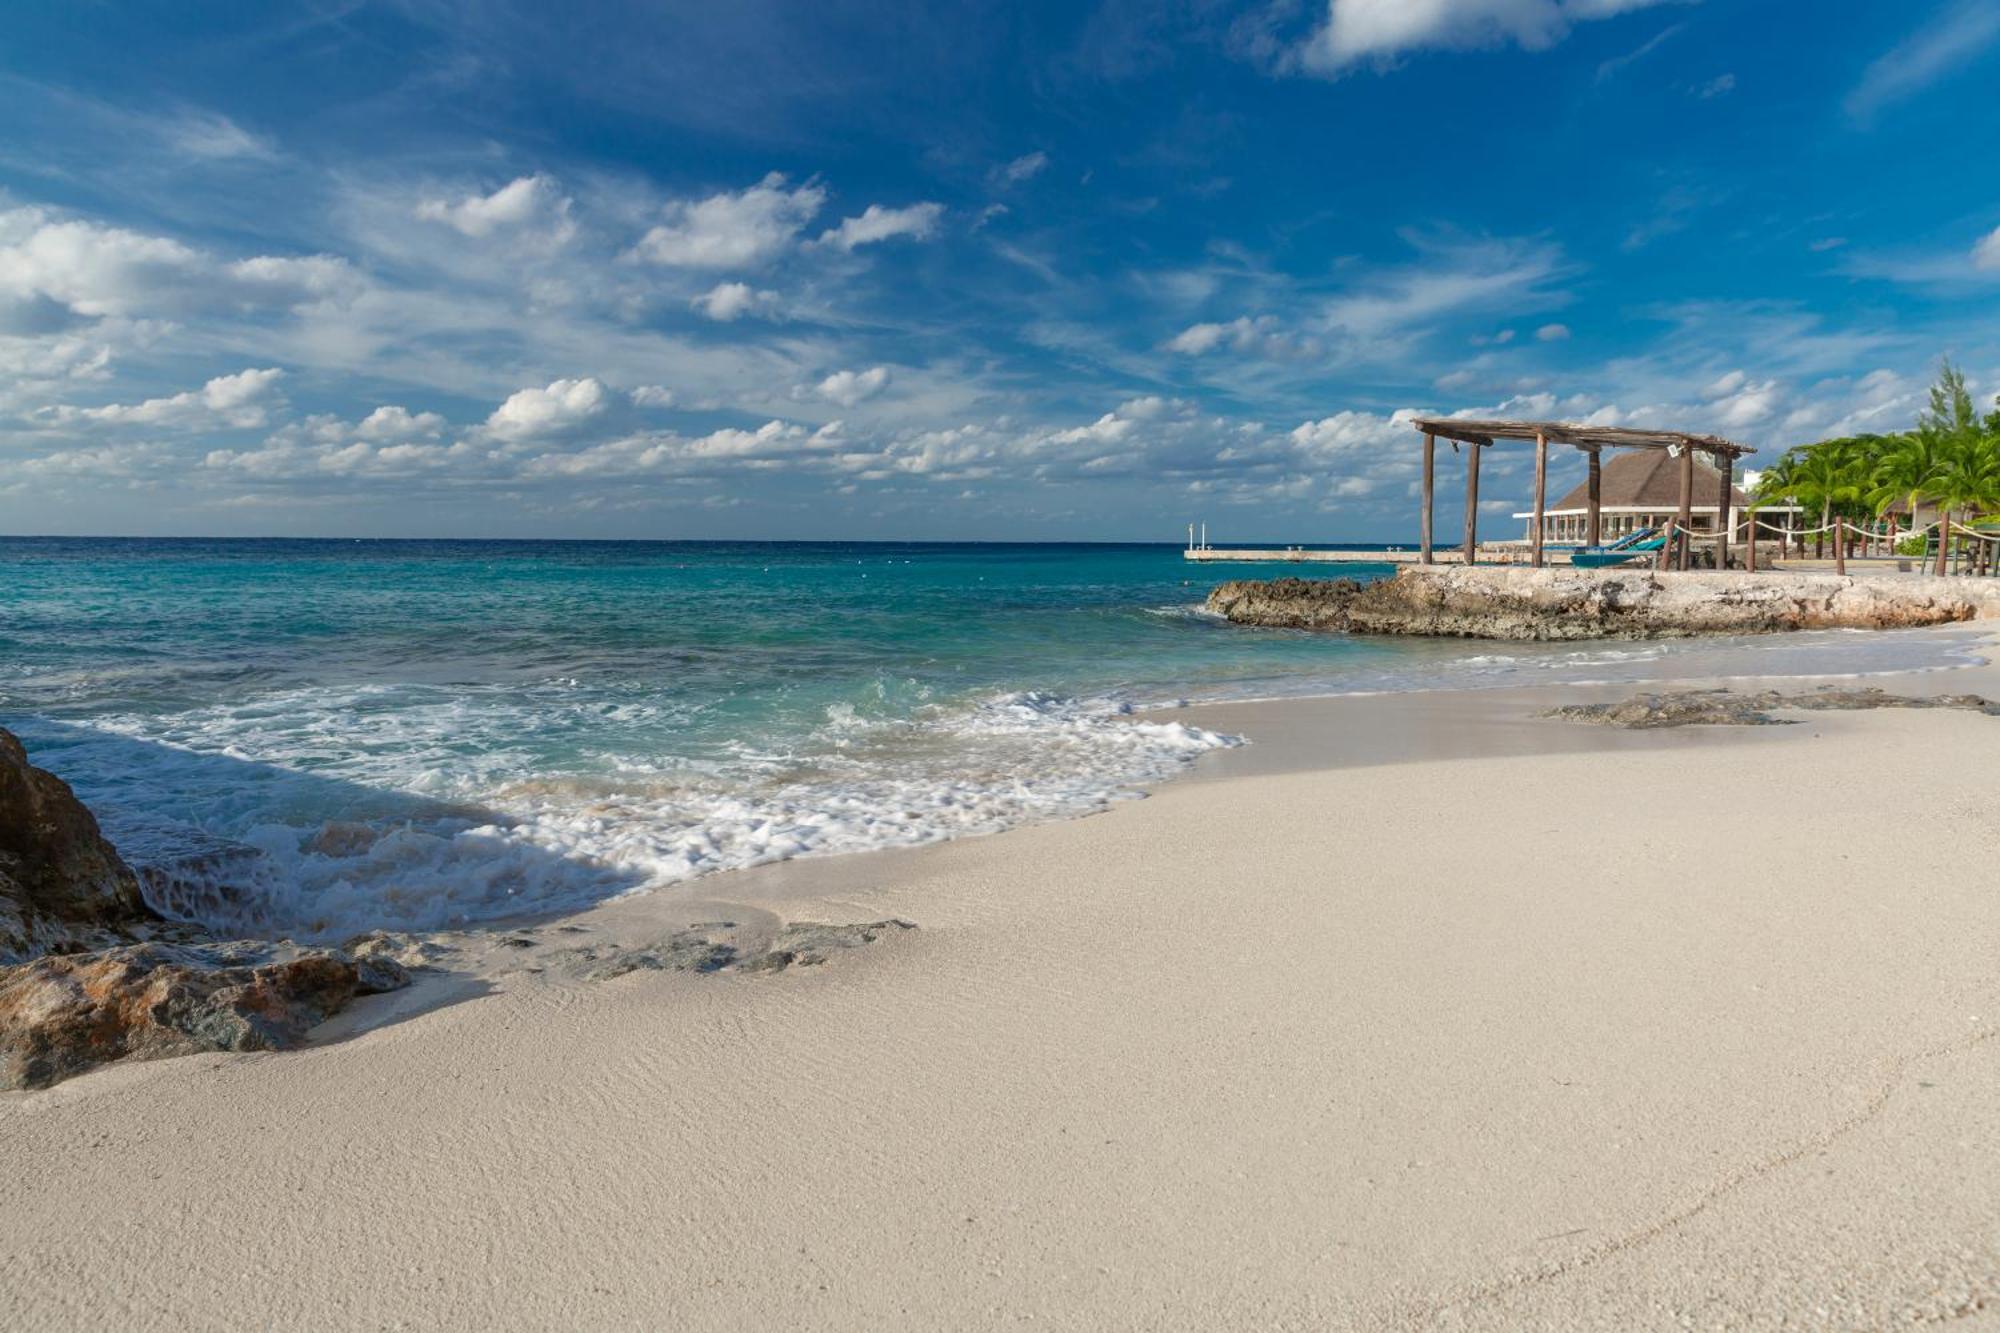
[1,0,1997,542]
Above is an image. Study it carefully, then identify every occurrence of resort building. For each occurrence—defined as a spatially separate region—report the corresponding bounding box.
[1511,449,1801,545]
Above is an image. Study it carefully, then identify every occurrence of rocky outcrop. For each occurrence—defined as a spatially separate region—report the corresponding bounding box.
[1207,568,2000,641]
[1545,686,2000,729]
[0,727,158,962]
[0,942,410,1090]
[0,727,414,1089]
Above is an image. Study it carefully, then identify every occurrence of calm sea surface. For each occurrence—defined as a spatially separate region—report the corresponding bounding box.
[0,538,1967,937]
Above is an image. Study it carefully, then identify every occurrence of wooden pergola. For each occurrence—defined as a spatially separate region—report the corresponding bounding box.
[1410,418,1756,570]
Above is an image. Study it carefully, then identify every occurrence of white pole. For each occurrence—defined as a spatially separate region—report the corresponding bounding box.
[1187,523,1195,553]
[1200,522,1207,550]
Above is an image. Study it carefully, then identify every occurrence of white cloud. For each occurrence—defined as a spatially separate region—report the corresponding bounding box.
[1974,226,2000,273]
[692,281,778,321]
[1166,315,1287,356]
[355,405,446,440]
[1695,72,1736,99]
[992,152,1049,187]
[0,207,356,319]
[1299,0,1676,74]
[1847,0,2000,123]
[486,377,610,439]
[45,367,286,430]
[1321,236,1568,337]
[630,385,676,408]
[1536,322,1571,341]
[633,173,826,269]
[163,111,275,161]
[816,366,890,407]
[416,175,574,242]
[817,202,944,252]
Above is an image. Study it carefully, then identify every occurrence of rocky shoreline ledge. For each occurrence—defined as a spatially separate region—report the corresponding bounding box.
[1207,567,2000,641]
[0,726,416,1090]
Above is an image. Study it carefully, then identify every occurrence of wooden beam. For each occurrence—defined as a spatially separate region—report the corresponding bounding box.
[1745,506,1758,572]
[1462,442,1482,567]
[1675,446,1695,571]
[1585,449,1602,548]
[1420,431,1435,565]
[1716,452,1734,572]
[1530,431,1549,568]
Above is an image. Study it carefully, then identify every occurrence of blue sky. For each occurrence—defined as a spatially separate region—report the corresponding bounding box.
[1,0,1997,541]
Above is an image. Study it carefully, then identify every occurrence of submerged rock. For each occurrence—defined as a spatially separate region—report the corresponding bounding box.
[1207,568,2000,642]
[0,942,409,1090]
[0,727,159,963]
[1545,686,2000,729]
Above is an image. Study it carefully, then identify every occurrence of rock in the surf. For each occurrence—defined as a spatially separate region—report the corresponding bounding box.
[0,726,159,963]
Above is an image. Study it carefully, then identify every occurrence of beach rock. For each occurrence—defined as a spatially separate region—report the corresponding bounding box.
[0,942,410,1090]
[0,727,158,964]
[741,919,918,973]
[1545,686,2000,729]
[1207,568,2000,642]
[552,918,916,982]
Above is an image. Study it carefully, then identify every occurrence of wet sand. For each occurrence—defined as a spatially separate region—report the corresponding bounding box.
[4,626,1999,1329]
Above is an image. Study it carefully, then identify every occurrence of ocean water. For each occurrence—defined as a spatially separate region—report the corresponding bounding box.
[0,537,1973,939]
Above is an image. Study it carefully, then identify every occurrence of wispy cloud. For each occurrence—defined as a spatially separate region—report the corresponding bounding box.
[1297,0,1681,75]
[1846,0,2000,123]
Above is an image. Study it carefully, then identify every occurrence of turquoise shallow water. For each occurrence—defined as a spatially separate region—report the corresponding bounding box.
[0,537,1970,937]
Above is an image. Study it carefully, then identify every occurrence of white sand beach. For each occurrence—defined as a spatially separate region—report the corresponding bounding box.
[5,628,2000,1330]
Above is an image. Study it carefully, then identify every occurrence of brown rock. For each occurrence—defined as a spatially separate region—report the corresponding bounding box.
[0,727,158,963]
[0,942,409,1090]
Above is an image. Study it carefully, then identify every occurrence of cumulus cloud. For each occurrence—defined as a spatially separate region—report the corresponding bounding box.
[1536,323,1571,341]
[1298,0,1676,74]
[415,175,574,242]
[816,366,890,407]
[633,173,825,269]
[355,405,447,440]
[692,281,778,321]
[630,385,676,408]
[44,367,286,430]
[817,202,944,252]
[0,207,356,320]
[485,377,610,439]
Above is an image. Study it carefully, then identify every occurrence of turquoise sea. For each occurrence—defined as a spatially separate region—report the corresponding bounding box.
[0,537,1967,938]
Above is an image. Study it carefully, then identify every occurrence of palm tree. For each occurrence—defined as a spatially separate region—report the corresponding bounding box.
[1915,359,1992,574]
[1930,432,2000,574]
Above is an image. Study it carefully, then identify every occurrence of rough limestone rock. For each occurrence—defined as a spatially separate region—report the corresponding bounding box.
[1545,686,2000,729]
[0,727,159,963]
[0,942,410,1090]
[1207,568,2000,642]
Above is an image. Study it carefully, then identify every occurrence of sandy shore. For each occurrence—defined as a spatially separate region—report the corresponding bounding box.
[5,627,2000,1329]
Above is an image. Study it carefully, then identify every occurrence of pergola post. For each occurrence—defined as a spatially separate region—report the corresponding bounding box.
[1716,451,1734,572]
[1462,443,1481,567]
[1675,446,1695,570]
[1420,431,1435,565]
[1530,431,1549,568]
[1585,450,1602,548]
